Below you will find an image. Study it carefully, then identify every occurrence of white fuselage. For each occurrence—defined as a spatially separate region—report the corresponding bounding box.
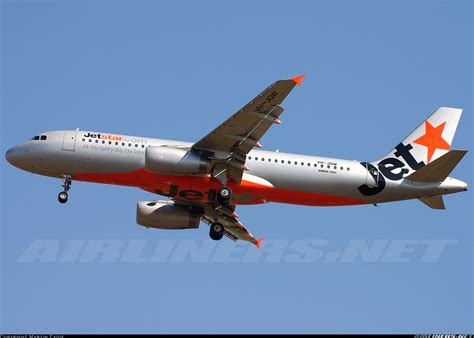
[5,130,468,207]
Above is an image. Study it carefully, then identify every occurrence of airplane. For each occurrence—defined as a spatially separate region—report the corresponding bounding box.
[5,75,468,247]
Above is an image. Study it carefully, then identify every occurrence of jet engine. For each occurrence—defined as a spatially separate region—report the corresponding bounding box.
[145,146,211,175]
[136,201,201,230]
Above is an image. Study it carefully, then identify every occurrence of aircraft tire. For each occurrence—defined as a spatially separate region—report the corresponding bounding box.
[209,222,224,241]
[58,191,68,204]
[217,187,232,205]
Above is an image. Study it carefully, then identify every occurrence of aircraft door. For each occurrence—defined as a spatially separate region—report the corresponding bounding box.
[62,131,77,151]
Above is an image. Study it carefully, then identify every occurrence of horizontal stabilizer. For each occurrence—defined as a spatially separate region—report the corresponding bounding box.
[418,195,445,209]
[406,150,467,183]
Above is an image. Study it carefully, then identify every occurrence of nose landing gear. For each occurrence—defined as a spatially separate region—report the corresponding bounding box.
[58,175,72,204]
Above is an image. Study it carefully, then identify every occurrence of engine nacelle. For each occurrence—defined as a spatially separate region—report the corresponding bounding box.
[145,146,211,175]
[136,201,201,230]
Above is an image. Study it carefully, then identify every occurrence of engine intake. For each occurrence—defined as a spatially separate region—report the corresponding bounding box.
[145,146,211,175]
[136,201,201,230]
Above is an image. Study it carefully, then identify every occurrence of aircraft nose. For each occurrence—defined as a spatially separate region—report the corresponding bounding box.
[5,146,23,167]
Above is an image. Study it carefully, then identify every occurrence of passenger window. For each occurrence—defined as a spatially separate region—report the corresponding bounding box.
[275,159,278,163]
[334,165,337,169]
[122,142,125,146]
[281,160,284,164]
[268,158,271,162]
[248,156,252,160]
[135,144,138,147]
[320,164,323,168]
[314,164,317,167]
[301,162,304,166]
[95,140,99,143]
[255,157,258,161]
[261,158,265,161]
[109,141,112,145]
[347,167,350,171]
[307,163,311,166]
[89,139,92,143]
[115,142,119,145]
[288,161,291,164]
[294,161,298,165]
[142,144,145,148]
[82,138,85,142]
[102,140,105,144]
[340,166,343,170]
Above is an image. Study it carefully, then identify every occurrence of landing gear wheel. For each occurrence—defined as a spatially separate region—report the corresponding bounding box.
[217,187,232,206]
[58,191,68,204]
[209,222,224,241]
[58,175,72,204]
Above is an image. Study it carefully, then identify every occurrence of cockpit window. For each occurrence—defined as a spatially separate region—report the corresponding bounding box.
[31,135,47,141]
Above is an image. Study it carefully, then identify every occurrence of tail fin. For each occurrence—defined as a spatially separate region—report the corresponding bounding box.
[376,107,463,176]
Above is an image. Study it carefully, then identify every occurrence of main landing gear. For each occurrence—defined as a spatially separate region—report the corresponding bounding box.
[58,175,72,204]
[209,187,232,240]
[209,222,224,241]
[217,186,232,206]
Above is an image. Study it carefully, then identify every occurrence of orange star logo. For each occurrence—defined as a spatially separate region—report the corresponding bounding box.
[413,121,450,163]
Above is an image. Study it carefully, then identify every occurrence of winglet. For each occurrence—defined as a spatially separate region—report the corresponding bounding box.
[291,74,306,87]
[255,238,264,249]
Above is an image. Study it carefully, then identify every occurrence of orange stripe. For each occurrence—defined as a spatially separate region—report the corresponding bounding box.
[74,168,366,207]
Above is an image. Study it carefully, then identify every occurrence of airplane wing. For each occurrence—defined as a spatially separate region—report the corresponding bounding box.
[192,75,305,184]
[172,199,264,247]
[200,205,264,247]
[168,75,305,247]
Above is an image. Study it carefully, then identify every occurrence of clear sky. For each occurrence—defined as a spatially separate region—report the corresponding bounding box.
[1,0,472,334]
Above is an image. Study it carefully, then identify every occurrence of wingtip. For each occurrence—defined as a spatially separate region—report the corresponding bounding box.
[255,238,264,248]
[291,74,306,86]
